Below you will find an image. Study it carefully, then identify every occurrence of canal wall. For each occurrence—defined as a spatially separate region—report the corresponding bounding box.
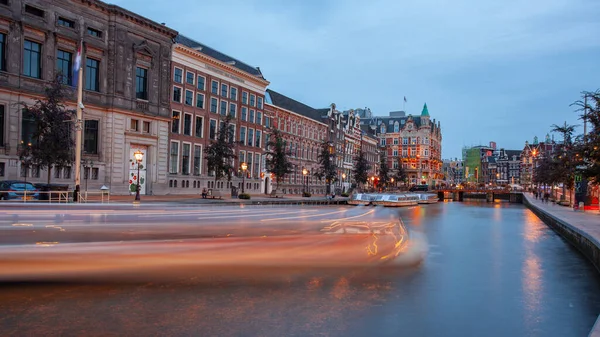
[523,195,600,337]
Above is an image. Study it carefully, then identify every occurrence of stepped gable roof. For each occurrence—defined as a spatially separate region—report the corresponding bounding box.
[176,35,264,79]
[266,89,323,122]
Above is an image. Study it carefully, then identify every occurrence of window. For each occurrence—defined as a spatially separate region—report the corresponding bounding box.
[21,109,36,144]
[135,67,148,100]
[173,68,183,83]
[256,112,262,125]
[411,137,417,145]
[169,142,179,174]
[247,152,253,176]
[250,94,256,107]
[394,122,399,132]
[92,168,99,180]
[239,151,246,166]
[185,89,193,105]
[56,50,72,85]
[247,129,254,148]
[221,83,228,98]
[172,86,182,103]
[0,105,4,146]
[0,162,4,177]
[242,92,248,104]
[85,58,99,92]
[229,103,236,118]
[254,154,260,178]
[220,100,227,116]
[209,119,216,139]
[143,121,150,133]
[230,87,237,101]
[195,116,203,138]
[241,107,247,121]
[197,76,205,90]
[381,138,386,146]
[402,137,408,145]
[58,17,74,28]
[63,166,71,179]
[193,145,202,176]
[87,27,102,38]
[130,119,139,131]
[182,143,191,175]
[186,71,194,85]
[210,97,218,113]
[211,80,218,94]
[183,113,192,136]
[83,120,98,154]
[25,5,44,17]
[257,97,263,109]
[240,127,246,146]
[228,124,235,144]
[171,111,180,133]
[265,117,270,128]
[249,110,255,123]
[196,93,204,109]
[393,149,398,156]
[380,125,385,134]
[393,138,399,145]
[23,40,41,78]
[0,33,5,71]
[255,130,261,148]
[402,149,407,157]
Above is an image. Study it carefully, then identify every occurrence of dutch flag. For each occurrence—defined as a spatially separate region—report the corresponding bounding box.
[73,41,82,87]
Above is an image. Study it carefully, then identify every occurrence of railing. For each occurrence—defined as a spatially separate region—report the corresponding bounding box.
[0,190,110,203]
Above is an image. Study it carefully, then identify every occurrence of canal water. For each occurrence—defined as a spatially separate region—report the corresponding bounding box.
[1,201,599,336]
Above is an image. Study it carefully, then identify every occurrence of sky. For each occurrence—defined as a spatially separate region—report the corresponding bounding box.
[113,0,600,159]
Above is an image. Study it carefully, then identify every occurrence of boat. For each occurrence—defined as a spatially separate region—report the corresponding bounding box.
[371,193,419,207]
[417,193,439,204]
[348,193,374,205]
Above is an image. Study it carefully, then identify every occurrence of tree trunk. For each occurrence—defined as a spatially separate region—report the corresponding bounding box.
[47,166,52,184]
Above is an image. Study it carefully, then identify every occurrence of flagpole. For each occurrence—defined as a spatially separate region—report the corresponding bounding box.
[74,40,83,202]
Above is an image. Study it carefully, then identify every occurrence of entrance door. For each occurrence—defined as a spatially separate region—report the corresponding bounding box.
[264,177,269,194]
[129,146,148,195]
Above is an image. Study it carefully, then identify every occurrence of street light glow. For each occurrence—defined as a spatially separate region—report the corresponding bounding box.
[302,168,308,176]
[134,150,144,162]
[241,162,248,171]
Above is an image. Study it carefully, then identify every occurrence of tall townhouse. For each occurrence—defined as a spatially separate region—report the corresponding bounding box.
[0,0,177,195]
[168,35,270,194]
[264,89,328,195]
[366,104,443,187]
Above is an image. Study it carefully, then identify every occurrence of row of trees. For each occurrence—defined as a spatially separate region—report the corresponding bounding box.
[533,91,600,201]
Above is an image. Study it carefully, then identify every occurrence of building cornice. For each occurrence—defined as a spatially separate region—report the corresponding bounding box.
[175,44,270,88]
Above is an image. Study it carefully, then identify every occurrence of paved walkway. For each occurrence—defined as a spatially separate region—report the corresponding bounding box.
[84,193,347,204]
[523,193,600,337]
[524,193,600,246]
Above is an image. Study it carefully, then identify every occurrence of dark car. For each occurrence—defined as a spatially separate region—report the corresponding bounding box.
[0,180,40,201]
[409,185,429,192]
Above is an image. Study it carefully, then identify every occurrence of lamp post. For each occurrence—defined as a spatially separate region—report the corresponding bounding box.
[342,172,346,193]
[391,177,394,191]
[241,162,248,194]
[133,150,144,202]
[302,167,308,194]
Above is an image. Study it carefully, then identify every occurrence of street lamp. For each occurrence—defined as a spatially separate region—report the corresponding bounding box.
[241,162,248,193]
[133,150,144,202]
[302,167,308,194]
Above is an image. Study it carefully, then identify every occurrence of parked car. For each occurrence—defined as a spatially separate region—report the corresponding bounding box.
[0,180,40,201]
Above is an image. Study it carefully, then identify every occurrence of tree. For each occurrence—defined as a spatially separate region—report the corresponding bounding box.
[573,91,600,183]
[352,150,369,190]
[315,140,337,194]
[551,121,578,200]
[379,149,390,189]
[20,76,75,183]
[265,128,293,191]
[205,114,236,186]
[393,156,407,186]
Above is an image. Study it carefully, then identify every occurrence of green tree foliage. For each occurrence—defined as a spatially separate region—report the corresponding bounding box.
[352,150,369,188]
[315,140,337,193]
[393,156,407,185]
[379,149,390,188]
[551,121,578,197]
[20,76,75,183]
[205,114,236,185]
[265,128,293,190]
[574,91,600,183]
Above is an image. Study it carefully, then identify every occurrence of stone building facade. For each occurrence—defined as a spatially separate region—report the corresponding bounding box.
[0,0,177,195]
[167,35,270,195]
[264,89,328,195]
[364,104,443,187]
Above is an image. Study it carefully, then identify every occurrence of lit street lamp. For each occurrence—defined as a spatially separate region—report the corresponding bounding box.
[241,162,248,194]
[133,150,144,202]
[342,172,346,192]
[302,167,308,194]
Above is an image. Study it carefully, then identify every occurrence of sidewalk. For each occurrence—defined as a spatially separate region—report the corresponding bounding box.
[84,193,348,204]
[524,193,600,246]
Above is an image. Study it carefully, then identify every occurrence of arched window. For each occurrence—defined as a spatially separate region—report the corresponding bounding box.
[394,121,399,132]
[380,124,386,134]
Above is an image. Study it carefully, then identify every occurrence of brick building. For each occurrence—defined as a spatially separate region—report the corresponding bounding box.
[168,35,270,195]
[0,0,177,195]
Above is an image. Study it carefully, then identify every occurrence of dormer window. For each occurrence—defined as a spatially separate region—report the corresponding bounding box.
[380,125,386,134]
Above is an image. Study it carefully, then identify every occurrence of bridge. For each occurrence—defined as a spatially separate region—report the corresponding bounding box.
[436,190,524,203]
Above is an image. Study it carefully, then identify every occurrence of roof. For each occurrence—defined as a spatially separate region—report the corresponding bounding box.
[175,35,264,79]
[266,89,323,122]
[421,103,430,117]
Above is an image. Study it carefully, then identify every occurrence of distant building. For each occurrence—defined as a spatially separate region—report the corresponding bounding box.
[520,135,558,189]
[497,149,522,185]
[462,142,496,184]
[442,158,464,185]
